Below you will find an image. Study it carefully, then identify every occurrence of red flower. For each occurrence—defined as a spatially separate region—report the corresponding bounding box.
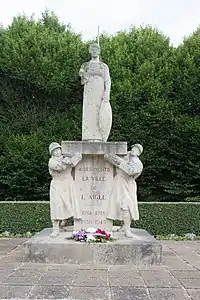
[96,228,110,238]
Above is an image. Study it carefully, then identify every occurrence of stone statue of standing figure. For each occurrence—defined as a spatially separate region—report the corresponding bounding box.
[48,142,82,237]
[79,43,112,142]
[104,144,143,238]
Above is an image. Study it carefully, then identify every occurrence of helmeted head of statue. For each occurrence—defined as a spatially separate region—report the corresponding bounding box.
[131,144,143,157]
[89,43,100,58]
[49,142,62,157]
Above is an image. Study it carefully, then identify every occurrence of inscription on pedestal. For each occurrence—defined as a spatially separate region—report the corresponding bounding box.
[74,155,113,231]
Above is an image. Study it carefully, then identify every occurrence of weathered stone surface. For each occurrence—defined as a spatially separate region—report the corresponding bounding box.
[79,43,112,142]
[149,287,191,300]
[1,237,200,299]
[0,285,31,299]
[110,287,150,300]
[69,286,109,300]
[73,154,113,231]
[1,274,39,285]
[141,270,182,288]
[178,278,200,288]
[108,273,144,287]
[171,270,200,279]
[187,289,200,300]
[29,285,70,299]
[24,228,162,265]
[61,140,127,155]
[73,269,107,286]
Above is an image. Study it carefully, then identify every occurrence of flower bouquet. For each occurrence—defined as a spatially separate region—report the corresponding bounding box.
[72,227,115,243]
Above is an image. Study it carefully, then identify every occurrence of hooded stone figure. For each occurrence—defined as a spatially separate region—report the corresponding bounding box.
[48,142,82,237]
[104,144,143,238]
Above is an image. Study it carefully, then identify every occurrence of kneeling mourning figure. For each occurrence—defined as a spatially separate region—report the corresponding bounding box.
[48,142,82,237]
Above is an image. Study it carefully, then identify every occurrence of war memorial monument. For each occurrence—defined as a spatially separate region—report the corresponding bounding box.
[25,42,162,265]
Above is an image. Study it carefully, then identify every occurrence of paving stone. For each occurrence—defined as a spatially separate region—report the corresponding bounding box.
[78,263,108,270]
[110,287,150,300]
[76,269,108,275]
[162,241,199,247]
[19,262,49,270]
[163,256,195,270]
[28,285,70,299]
[6,238,27,246]
[44,269,77,277]
[140,270,181,288]
[48,264,78,271]
[149,287,191,300]
[12,268,44,277]
[0,284,32,299]
[140,270,174,279]
[68,286,109,300]
[0,262,21,269]
[162,250,177,257]
[187,288,200,300]
[0,266,17,276]
[1,256,25,263]
[108,274,145,287]
[1,238,200,299]
[137,264,166,271]
[108,265,137,272]
[108,270,143,287]
[2,275,40,285]
[73,270,107,286]
[46,265,78,276]
[39,274,75,285]
[178,278,200,288]
[0,248,10,254]
[171,270,200,279]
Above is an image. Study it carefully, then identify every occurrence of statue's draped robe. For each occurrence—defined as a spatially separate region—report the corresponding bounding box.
[79,61,111,141]
[49,156,81,220]
[106,156,143,221]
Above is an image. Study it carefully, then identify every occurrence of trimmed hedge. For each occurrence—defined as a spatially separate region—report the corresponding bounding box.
[0,201,199,235]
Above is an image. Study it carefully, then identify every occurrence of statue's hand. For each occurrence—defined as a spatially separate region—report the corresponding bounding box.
[81,76,88,85]
[62,157,71,165]
[79,68,85,76]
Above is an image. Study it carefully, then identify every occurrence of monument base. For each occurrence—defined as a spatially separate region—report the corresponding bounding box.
[24,227,162,265]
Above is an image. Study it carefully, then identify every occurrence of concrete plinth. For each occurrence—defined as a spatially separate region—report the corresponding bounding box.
[24,227,162,265]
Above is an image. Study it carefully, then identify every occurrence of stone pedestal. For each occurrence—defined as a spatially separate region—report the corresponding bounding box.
[24,227,162,265]
[61,141,127,231]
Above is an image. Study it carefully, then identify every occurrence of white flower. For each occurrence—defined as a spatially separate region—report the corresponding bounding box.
[86,227,97,233]
[86,234,96,242]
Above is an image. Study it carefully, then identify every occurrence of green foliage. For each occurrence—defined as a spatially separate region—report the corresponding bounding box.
[0,202,199,236]
[185,196,200,202]
[0,134,49,201]
[171,27,200,115]
[135,202,200,235]
[156,235,200,241]
[1,11,200,202]
[0,202,51,233]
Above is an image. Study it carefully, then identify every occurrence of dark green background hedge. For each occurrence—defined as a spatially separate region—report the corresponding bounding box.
[1,202,199,235]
